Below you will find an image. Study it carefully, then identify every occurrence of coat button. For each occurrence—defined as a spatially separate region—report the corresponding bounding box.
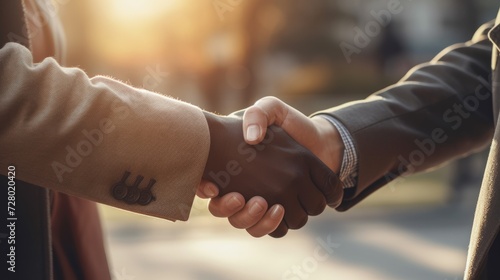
[124,186,140,204]
[112,184,128,200]
[123,175,144,204]
[112,171,131,200]
[137,179,157,205]
[137,191,153,205]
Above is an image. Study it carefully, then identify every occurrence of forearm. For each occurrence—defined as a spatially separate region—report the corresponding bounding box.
[0,43,210,221]
[313,21,495,208]
[310,116,344,175]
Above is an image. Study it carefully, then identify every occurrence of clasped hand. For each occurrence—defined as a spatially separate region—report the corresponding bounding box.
[198,97,345,237]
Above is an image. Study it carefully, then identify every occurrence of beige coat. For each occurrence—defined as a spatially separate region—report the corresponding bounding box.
[0,0,210,279]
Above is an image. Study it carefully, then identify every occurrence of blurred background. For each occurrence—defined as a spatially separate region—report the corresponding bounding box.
[57,0,497,279]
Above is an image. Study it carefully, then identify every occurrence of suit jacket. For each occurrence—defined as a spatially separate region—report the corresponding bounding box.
[316,19,500,280]
[0,0,210,279]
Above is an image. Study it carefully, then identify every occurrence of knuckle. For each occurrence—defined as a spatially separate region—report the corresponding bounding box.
[286,214,308,230]
[259,96,278,104]
[245,105,262,116]
[308,202,326,216]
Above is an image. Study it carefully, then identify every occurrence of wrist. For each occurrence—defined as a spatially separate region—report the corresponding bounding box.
[202,112,224,179]
[310,116,344,174]
[202,112,242,180]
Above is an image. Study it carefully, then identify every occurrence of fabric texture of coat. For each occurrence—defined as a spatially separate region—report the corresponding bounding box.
[0,0,211,279]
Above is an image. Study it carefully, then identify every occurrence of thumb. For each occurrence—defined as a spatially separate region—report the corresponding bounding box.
[242,96,285,145]
[243,96,317,146]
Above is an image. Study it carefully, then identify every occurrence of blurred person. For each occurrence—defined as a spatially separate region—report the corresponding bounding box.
[199,0,279,113]
[209,19,500,279]
[376,21,410,78]
[0,1,340,279]
[449,150,489,204]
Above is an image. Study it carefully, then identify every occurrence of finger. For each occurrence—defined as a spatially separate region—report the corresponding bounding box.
[285,211,309,230]
[309,158,343,208]
[208,193,245,217]
[269,220,289,238]
[246,204,284,237]
[243,96,289,144]
[243,97,317,147]
[282,201,309,230]
[196,180,219,199]
[228,197,268,229]
[298,183,327,216]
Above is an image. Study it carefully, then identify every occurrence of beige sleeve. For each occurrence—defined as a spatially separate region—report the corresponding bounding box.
[0,43,210,221]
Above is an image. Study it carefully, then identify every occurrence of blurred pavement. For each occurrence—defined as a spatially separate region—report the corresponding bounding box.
[101,176,480,280]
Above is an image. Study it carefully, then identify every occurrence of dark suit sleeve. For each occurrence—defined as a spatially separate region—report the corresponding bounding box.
[313,21,496,211]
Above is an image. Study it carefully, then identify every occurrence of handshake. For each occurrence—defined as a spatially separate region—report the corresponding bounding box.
[197,97,345,238]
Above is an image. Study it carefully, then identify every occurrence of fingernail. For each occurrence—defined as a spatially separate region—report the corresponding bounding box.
[246,125,261,142]
[226,196,243,210]
[204,185,216,197]
[270,205,283,219]
[249,202,264,216]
